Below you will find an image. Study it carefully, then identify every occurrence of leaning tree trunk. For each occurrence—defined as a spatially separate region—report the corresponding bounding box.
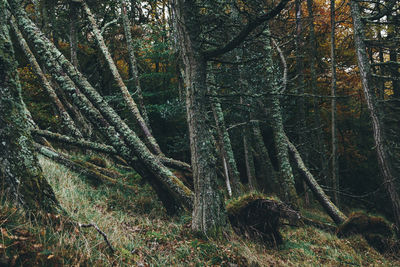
[10,19,83,138]
[81,1,162,156]
[286,137,347,225]
[9,0,193,213]
[119,0,150,127]
[172,0,228,236]
[0,6,58,214]
[350,0,400,234]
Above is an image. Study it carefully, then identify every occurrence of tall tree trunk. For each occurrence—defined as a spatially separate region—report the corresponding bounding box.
[209,68,241,197]
[306,0,330,185]
[0,6,59,214]
[295,0,309,206]
[81,1,162,156]
[262,26,299,206]
[350,0,400,235]
[172,0,228,236]
[119,0,151,128]
[330,0,339,206]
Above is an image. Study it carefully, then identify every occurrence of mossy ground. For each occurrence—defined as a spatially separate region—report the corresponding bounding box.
[1,156,400,266]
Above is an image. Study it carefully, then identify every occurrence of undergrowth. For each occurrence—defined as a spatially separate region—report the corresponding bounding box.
[1,156,400,266]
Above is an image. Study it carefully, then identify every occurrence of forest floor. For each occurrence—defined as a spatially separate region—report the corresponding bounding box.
[1,155,400,266]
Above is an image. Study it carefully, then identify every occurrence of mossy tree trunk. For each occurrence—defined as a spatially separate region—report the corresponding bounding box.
[172,0,228,236]
[119,0,150,128]
[286,137,347,225]
[209,67,241,197]
[262,26,299,206]
[81,0,162,156]
[0,4,58,214]
[10,19,83,138]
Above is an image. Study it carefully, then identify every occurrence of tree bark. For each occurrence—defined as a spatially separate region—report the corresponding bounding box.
[350,0,400,234]
[330,0,339,206]
[210,70,241,197]
[119,0,150,127]
[0,7,59,214]
[306,0,330,186]
[262,26,299,206]
[81,1,162,156]
[243,128,257,191]
[10,19,83,138]
[286,137,347,225]
[172,0,228,236]
[69,0,80,69]
[250,119,277,193]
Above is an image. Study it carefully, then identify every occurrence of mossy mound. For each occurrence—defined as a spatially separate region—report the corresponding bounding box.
[226,193,299,246]
[337,212,393,253]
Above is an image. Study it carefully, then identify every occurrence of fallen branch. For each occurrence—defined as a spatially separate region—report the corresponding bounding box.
[32,129,192,173]
[35,143,137,191]
[79,222,115,253]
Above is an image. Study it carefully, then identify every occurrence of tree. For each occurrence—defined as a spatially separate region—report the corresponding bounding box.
[350,0,400,235]
[0,0,58,214]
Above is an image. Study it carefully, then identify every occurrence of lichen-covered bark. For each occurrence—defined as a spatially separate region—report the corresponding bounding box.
[286,137,347,225]
[119,0,150,127]
[81,1,162,156]
[351,0,400,234]
[262,26,299,206]
[209,69,241,197]
[0,5,58,214]
[172,0,228,236]
[9,0,193,212]
[33,128,191,172]
[10,19,83,138]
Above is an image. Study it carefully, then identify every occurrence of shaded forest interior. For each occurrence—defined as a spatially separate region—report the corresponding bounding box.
[1,0,400,265]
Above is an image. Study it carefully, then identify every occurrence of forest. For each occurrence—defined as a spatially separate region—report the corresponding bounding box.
[1,0,400,265]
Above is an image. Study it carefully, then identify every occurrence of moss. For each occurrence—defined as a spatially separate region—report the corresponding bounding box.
[226,192,279,216]
[337,212,393,253]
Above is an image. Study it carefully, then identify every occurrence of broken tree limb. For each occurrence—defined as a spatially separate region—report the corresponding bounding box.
[32,129,118,154]
[79,223,114,253]
[35,144,136,191]
[285,136,347,225]
[32,129,192,173]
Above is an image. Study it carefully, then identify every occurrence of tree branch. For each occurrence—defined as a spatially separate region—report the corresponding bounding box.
[203,0,290,59]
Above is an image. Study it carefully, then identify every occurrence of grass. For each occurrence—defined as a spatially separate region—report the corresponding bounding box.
[1,156,400,266]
